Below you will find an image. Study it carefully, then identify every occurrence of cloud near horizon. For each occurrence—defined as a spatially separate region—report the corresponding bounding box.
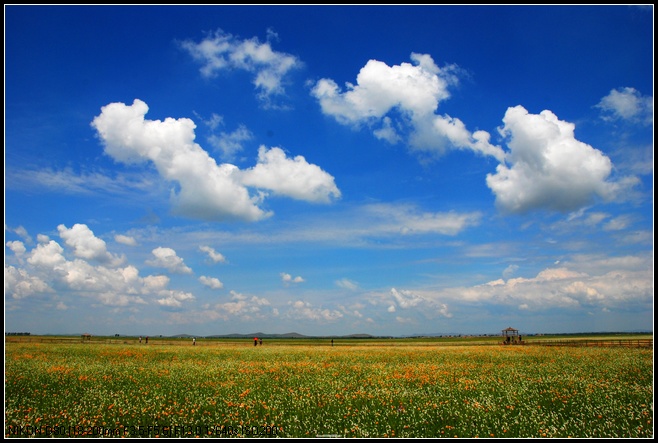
[5,225,195,308]
[5,223,652,331]
[355,253,652,328]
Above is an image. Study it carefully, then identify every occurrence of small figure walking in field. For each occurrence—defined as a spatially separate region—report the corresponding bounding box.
[145,336,149,344]
[193,337,196,346]
[259,338,263,346]
[331,339,334,347]
[139,336,142,344]
[254,337,258,347]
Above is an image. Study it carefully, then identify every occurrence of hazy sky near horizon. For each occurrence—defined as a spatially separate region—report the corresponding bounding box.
[5,5,653,337]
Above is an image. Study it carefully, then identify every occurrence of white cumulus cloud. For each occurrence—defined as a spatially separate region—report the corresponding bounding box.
[147,247,193,274]
[311,53,504,161]
[58,223,125,266]
[5,228,197,308]
[6,240,27,256]
[199,275,224,290]
[5,265,53,299]
[240,146,341,203]
[486,105,639,214]
[91,99,340,222]
[91,99,270,222]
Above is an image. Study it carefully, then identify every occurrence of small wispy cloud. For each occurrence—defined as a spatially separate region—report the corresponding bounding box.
[281,272,304,284]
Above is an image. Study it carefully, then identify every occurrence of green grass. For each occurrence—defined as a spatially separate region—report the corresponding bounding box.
[4,340,653,438]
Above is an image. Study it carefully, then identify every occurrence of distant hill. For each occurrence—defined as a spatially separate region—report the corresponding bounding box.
[205,332,306,339]
[203,332,375,339]
[21,330,651,339]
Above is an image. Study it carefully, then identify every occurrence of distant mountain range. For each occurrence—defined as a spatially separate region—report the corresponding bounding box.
[197,332,376,339]
[28,330,652,338]
[142,330,656,339]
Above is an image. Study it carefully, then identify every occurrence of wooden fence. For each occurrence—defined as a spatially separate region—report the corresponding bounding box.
[530,339,653,348]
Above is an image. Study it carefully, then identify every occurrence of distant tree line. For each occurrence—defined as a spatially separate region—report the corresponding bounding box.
[5,332,31,336]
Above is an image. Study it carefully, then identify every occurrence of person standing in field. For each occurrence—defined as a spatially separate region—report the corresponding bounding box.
[254,337,258,347]
[259,338,263,346]
[193,337,196,346]
[139,336,142,344]
[145,336,148,344]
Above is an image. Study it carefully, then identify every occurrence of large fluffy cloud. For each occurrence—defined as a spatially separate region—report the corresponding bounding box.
[312,54,450,121]
[486,105,639,214]
[91,99,265,221]
[311,53,505,161]
[91,99,340,222]
[240,146,341,203]
[5,265,53,300]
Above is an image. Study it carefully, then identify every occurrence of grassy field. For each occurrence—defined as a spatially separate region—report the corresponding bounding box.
[4,336,653,438]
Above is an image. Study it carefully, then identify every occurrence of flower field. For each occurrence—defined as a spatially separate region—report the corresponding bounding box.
[4,340,653,438]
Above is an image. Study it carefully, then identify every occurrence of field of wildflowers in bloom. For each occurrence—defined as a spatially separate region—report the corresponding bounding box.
[5,340,653,438]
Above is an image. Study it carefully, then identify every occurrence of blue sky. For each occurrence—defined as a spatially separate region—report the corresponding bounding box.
[5,5,653,337]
